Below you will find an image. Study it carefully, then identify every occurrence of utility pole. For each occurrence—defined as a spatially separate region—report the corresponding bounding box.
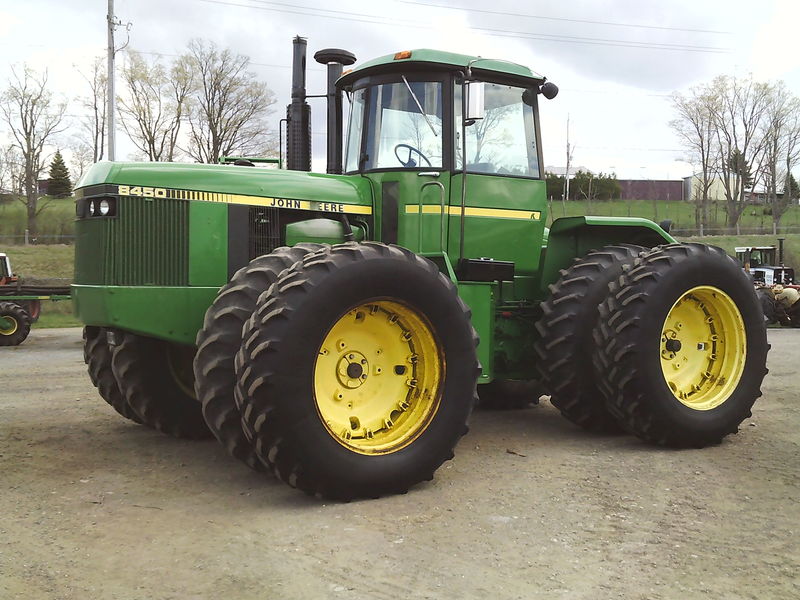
[107,0,116,161]
[106,1,130,161]
[563,114,573,202]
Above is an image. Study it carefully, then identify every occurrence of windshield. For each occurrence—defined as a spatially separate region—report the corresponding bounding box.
[344,80,443,172]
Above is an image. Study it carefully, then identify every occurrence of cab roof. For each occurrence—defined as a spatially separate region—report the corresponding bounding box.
[338,49,545,87]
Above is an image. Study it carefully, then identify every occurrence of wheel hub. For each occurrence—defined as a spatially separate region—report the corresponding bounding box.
[314,300,443,455]
[659,286,746,411]
[337,351,369,389]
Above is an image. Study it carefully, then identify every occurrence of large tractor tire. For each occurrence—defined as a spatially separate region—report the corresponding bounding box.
[112,332,210,439]
[534,245,644,432]
[194,243,323,471]
[477,379,543,410]
[593,243,769,448]
[0,301,31,346]
[235,243,480,500]
[83,326,142,423]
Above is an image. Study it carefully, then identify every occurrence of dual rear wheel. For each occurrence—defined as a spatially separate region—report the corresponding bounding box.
[537,243,767,448]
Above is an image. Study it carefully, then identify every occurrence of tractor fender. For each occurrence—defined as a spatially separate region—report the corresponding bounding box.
[537,216,675,293]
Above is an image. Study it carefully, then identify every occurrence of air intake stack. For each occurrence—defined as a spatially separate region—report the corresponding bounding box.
[314,48,356,174]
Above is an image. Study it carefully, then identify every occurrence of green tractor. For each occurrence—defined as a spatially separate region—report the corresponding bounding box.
[73,38,768,500]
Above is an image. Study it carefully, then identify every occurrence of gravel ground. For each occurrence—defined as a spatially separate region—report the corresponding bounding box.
[1,327,798,600]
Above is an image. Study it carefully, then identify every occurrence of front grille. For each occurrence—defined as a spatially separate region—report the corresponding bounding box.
[248,206,281,260]
[75,195,189,286]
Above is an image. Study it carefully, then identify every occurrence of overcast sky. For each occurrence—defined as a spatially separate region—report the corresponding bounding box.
[1,0,799,179]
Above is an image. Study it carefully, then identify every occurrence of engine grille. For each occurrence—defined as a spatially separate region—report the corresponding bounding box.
[248,206,281,260]
[75,195,189,286]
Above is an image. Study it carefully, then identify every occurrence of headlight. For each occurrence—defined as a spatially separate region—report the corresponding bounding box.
[87,197,115,217]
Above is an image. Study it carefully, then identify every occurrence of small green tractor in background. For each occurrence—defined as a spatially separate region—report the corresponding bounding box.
[73,37,768,500]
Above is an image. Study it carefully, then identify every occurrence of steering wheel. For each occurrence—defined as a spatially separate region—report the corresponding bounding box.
[394,143,432,168]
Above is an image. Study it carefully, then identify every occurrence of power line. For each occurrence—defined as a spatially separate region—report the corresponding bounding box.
[399,0,731,35]
[239,0,729,52]
[124,48,325,72]
[193,0,730,54]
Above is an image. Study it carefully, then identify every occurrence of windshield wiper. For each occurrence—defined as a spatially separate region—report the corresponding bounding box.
[401,75,438,137]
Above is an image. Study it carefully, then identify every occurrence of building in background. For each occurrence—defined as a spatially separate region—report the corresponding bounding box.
[682,174,789,205]
[617,179,684,201]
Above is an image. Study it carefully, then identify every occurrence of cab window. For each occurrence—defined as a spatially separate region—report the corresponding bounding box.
[454,82,540,178]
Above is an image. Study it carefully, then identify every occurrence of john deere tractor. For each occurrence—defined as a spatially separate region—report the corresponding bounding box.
[73,38,768,500]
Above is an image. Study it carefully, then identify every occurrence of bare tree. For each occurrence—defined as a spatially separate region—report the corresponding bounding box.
[707,75,771,232]
[74,56,107,163]
[0,146,18,193]
[759,83,800,232]
[66,140,94,181]
[182,39,276,163]
[118,51,191,161]
[0,66,66,236]
[671,87,718,235]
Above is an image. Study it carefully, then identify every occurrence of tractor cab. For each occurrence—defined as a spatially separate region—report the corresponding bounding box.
[336,50,556,286]
[735,245,794,285]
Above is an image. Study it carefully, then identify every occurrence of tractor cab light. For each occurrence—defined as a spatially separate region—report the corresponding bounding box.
[394,51,412,60]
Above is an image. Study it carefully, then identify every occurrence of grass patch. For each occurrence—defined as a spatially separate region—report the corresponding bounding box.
[677,234,800,270]
[546,198,800,234]
[34,300,81,329]
[0,196,75,242]
[5,244,74,279]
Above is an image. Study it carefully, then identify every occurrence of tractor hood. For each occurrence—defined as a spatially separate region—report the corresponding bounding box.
[76,161,373,207]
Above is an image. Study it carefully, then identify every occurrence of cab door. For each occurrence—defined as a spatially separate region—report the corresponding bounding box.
[347,77,452,254]
[448,81,547,277]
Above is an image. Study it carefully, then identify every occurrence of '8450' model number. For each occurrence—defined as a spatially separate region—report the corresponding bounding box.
[117,185,167,198]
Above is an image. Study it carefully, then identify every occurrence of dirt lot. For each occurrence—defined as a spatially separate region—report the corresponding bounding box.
[1,328,798,600]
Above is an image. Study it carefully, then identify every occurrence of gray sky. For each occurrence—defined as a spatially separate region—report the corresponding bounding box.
[1,0,799,179]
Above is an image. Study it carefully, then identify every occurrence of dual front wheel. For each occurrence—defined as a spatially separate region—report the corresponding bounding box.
[234,243,479,499]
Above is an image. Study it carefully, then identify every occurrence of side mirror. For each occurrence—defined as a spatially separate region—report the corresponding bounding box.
[466,81,485,122]
[540,81,559,100]
[522,88,537,106]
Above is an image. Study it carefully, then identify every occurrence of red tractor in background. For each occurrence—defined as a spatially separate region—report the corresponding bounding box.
[0,252,70,346]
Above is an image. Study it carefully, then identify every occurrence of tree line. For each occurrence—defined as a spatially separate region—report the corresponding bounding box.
[671,75,800,234]
[545,170,622,201]
[0,39,276,236]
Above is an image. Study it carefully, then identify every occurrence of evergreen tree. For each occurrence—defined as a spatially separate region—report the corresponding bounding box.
[48,150,72,197]
[788,174,799,201]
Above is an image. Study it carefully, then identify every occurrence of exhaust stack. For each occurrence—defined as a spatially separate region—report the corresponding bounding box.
[286,36,311,171]
[314,48,356,174]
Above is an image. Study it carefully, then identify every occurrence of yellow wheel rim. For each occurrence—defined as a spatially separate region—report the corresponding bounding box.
[660,286,746,411]
[314,300,443,455]
[0,316,18,336]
